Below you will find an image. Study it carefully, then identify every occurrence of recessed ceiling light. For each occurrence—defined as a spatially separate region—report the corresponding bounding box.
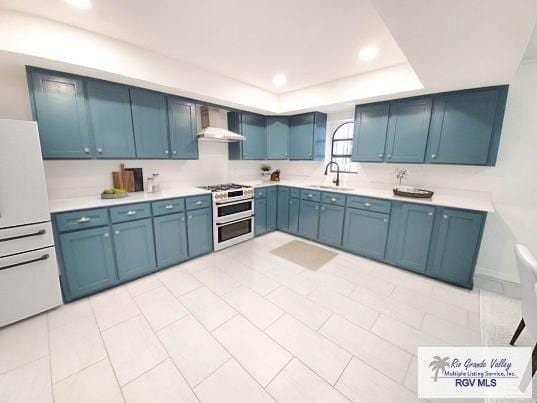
[358,45,379,62]
[272,73,287,87]
[64,0,92,9]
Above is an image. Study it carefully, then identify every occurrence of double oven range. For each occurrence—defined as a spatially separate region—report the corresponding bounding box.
[198,183,255,251]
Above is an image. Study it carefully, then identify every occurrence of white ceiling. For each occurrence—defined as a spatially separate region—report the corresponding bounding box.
[0,0,407,94]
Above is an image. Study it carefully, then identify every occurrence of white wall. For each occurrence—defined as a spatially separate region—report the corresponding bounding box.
[1,59,537,284]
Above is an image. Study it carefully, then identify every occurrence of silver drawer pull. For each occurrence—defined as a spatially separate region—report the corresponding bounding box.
[77,217,91,223]
[315,206,319,210]
[103,233,109,238]
[443,214,449,219]
[331,198,336,202]
[308,194,313,198]
[428,212,433,216]
[127,210,137,216]
[196,201,202,205]
[0,229,46,243]
[364,202,371,207]
[165,204,174,209]
[0,254,49,272]
[383,218,388,222]
[114,230,120,235]
[188,215,192,220]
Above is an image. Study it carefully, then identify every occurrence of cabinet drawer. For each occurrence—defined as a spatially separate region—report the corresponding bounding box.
[322,192,346,206]
[186,195,212,210]
[346,196,391,214]
[301,189,321,202]
[152,198,185,216]
[254,188,267,198]
[55,208,109,232]
[110,203,151,223]
[290,188,300,198]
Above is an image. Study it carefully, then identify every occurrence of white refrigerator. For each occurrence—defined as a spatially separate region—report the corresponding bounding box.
[0,119,62,327]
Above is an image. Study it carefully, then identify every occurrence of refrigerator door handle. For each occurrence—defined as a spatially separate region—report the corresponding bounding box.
[0,229,46,243]
[0,253,49,272]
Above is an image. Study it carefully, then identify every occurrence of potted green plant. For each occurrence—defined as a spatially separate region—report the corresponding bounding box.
[260,164,272,180]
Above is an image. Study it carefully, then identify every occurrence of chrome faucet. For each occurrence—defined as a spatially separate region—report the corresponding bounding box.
[324,161,340,186]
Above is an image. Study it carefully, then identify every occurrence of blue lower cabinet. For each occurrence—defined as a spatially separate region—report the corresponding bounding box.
[153,213,188,268]
[187,208,212,257]
[267,187,278,231]
[59,227,118,300]
[342,208,389,260]
[277,187,290,230]
[427,208,485,288]
[288,198,300,234]
[298,199,320,240]
[112,219,156,281]
[318,204,345,247]
[385,202,435,273]
[255,197,268,235]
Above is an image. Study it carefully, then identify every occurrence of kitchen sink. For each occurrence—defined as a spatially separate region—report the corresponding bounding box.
[308,184,354,192]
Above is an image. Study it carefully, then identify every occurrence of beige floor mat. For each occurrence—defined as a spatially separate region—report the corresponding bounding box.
[270,240,337,270]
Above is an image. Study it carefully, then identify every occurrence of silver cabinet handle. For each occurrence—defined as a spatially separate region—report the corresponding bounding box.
[181,217,185,221]
[289,201,293,205]
[196,201,202,205]
[165,204,174,209]
[83,147,90,154]
[103,233,109,238]
[308,194,313,198]
[387,154,391,159]
[188,215,192,220]
[364,202,371,207]
[172,150,177,155]
[127,210,137,216]
[321,206,325,211]
[77,217,91,223]
[431,154,437,159]
[315,206,319,210]
[309,153,312,157]
[114,230,120,235]
[331,197,336,202]
[443,214,449,219]
[97,148,103,153]
[378,153,383,158]
[383,218,388,222]
[284,153,288,156]
[428,212,433,216]
[164,150,169,154]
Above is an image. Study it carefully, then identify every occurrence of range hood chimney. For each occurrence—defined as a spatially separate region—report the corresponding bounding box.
[197,106,245,142]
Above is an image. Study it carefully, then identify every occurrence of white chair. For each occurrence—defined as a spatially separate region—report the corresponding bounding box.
[510,244,537,377]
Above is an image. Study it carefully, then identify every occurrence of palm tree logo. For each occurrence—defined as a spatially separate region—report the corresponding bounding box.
[429,356,450,382]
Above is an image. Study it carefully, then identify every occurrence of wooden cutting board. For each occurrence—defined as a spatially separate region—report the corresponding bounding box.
[112,164,135,192]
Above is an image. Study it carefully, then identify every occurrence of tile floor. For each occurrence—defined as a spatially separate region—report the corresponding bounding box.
[0,231,513,402]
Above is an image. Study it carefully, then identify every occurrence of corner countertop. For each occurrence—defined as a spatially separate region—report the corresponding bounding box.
[48,181,494,214]
[48,186,211,213]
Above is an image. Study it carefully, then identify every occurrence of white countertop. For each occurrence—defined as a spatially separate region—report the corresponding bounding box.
[48,181,494,213]
[48,186,211,213]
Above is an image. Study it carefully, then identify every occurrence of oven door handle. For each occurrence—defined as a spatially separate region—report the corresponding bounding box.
[215,197,254,206]
[215,215,254,226]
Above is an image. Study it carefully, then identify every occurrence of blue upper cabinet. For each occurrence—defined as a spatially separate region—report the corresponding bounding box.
[168,97,198,159]
[385,202,435,273]
[385,97,432,163]
[427,208,485,288]
[86,80,136,159]
[266,116,289,159]
[289,112,326,160]
[352,103,390,162]
[277,187,290,230]
[426,87,508,165]
[228,112,266,160]
[130,88,170,159]
[29,70,93,159]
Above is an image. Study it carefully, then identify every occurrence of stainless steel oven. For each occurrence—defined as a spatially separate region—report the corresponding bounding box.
[214,199,254,223]
[214,215,254,250]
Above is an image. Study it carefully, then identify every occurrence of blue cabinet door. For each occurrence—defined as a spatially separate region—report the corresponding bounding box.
[113,219,156,281]
[242,113,266,160]
[130,88,170,159]
[342,208,389,260]
[266,116,289,159]
[30,71,92,159]
[277,187,290,230]
[289,113,314,160]
[267,187,278,231]
[288,198,300,234]
[168,97,198,159]
[255,197,267,235]
[298,199,320,240]
[385,202,435,273]
[385,97,432,163]
[154,212,188,268]
[426,89,500,165]
[187,208,212,257]
[427,208,485,288]
[86,80,136,158]
[352,103,390,162]
[59,227,117,300]
[318,204,345,247]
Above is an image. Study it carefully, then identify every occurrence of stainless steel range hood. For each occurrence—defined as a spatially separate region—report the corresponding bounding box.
[197,106,244,142]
